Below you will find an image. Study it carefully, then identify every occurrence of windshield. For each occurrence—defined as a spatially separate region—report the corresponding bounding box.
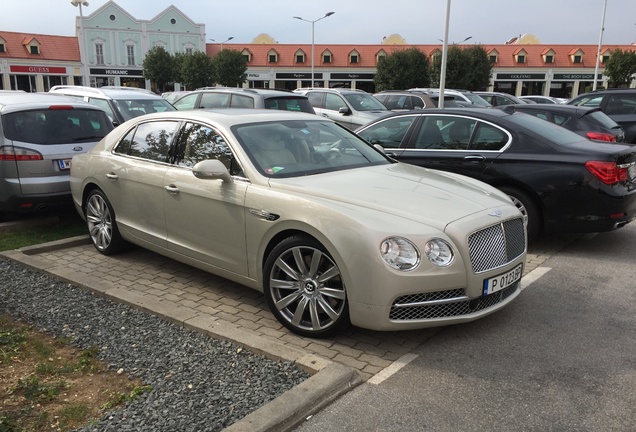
[114,98,176,121]
[343,93,388,111]
[233,120,390,178]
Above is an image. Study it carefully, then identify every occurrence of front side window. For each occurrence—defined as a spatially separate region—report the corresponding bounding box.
[325,93,347,111]
[173,122,241,175]
[357,115,418,148]
[114,120,179,162]
[343,93,388,111]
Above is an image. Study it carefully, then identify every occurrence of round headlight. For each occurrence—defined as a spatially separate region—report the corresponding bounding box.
[424,238,454,266]
[380,237,420,271]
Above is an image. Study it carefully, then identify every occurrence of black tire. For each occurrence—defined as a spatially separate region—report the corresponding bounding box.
[499,186,541,242]
[263,235,349,338]
[84,189,129,255]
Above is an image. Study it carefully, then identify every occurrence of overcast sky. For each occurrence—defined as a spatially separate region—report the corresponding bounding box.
[2,0,636,46]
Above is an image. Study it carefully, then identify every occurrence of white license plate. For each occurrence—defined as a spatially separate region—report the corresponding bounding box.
[58,159,72,170]
[483,264,522,296]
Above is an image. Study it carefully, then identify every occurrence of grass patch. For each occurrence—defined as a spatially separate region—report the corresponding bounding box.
[0,315,150,432]
[0,208,87,252]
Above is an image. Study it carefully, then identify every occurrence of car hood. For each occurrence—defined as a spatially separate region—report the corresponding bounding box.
[270,163,513,231]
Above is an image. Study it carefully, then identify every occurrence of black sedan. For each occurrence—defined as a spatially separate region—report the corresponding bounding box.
[504,104,625,143]
[356,108,636,240]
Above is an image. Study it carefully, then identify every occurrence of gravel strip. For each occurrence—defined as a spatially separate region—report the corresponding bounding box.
[0,258,310,432]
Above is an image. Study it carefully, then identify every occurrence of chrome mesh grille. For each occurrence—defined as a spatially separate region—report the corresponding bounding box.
[389,282,519,321]
[468,218,526,273]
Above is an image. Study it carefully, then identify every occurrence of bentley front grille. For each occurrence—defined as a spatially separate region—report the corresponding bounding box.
[468,217,526,274]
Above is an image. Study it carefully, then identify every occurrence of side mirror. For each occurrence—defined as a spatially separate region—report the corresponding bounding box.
[192,159,232,182]
[338,106,352,115]
[373,144,386,154]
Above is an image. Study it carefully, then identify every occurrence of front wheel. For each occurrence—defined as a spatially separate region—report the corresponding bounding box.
[499,186,541,242]
[263,235,349,338]
[85,189,129,255]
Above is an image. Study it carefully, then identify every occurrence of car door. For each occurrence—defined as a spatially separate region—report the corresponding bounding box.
[396,114,510,181]
[163,121,249,275]
[321,93,356,129]
[107,120,181,249]
[602,92,636,143]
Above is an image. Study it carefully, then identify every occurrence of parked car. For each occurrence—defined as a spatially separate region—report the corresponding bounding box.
[0,91,114,215]
[355,108,636,241]
[508,103,625,142]
[519,95,568,104]
[171,88,315,114]
[70,109,527,337]
[568,89,636,143]
[49,85,176,126]
[293,88,391,129]
[475,92,534,106]
[408,88,492,107]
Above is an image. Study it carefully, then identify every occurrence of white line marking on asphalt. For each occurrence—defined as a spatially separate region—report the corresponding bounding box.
[368,353,418,385]
[521,267,551,290]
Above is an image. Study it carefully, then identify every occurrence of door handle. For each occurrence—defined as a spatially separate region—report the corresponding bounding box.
[164,184,180,194]
[464,155,485,162]
[105,173,118,180]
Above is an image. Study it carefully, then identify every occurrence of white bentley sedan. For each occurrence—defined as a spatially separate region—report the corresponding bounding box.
[70,109,527,338]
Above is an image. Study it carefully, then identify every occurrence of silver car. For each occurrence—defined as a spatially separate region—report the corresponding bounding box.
[70,109,527,337]
[0,91,114,215]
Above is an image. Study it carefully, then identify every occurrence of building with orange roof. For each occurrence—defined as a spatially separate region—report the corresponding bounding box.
[1,3,634,98]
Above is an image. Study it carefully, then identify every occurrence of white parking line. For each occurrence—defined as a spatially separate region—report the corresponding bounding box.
[521,266,551,290]
[368,353,419,385]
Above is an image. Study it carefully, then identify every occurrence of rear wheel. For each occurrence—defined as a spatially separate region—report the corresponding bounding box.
[499,186,541,242]
[85,189,129,255]
[263,235,349,338]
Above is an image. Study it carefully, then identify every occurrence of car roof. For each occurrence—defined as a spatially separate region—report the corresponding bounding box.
[49,85,164,100]
[123,108,322,127]
[294,88,368,94]
[0,91,103,111]
[192,87,303,97]
[506,103,603,117]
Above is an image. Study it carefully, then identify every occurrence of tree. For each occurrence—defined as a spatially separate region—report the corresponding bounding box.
[429,45,491,91]
[212,49,248,87]
[179,51,215,90]
[604,49,636,88]
[374,48,430,91]
[463,45,492,90]
[142,46,175,93]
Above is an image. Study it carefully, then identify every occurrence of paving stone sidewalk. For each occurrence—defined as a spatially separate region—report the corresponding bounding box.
[3,233,577,381]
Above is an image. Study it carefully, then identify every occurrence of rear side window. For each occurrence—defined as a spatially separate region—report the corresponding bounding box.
[264,97,314,113]
[199,92,230,109]
[2,108,113,145]
[587,111,620,129]
[114,120,179,163]
[229,94,255,108]
[306,92,324,108]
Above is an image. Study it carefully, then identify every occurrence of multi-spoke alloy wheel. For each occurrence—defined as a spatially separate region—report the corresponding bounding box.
[264,236,348,337]
[85,190,128,255]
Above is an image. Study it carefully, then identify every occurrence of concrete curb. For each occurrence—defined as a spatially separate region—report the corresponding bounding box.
[1,237,363,432]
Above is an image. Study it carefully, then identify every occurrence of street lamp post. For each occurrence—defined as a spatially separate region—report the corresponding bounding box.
[71,0,90,86]
[593,0,607,91]
[209,37,234,50]
[293,12,335,87]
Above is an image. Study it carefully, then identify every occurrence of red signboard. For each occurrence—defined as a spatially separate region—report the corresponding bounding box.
[10,65,67,74]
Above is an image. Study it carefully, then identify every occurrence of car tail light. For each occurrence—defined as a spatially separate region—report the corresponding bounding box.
[48,105,75,110]
[0,146,44,161]
[585,161,629,185]
[586,132,616,142]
